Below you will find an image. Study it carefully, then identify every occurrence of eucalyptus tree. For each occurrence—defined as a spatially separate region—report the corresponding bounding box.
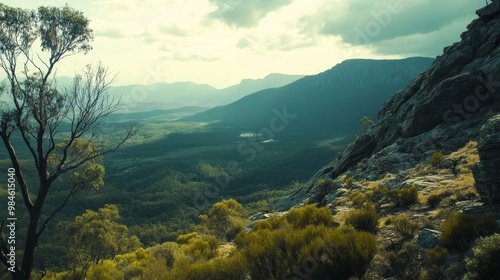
[0,4,138,279]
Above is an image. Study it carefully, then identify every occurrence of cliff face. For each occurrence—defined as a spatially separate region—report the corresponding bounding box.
[276,2,500,211]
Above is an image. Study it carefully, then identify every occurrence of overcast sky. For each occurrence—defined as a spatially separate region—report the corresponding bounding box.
[2,0,484,88]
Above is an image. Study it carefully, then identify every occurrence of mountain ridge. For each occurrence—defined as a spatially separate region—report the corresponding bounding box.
[276,0,500,211]
[186,57,434,139]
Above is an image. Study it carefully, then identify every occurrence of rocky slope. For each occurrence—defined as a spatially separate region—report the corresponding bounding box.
[276,2,500,211]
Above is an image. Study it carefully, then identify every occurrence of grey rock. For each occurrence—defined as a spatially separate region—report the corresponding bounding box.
[473,115,500,204]
[455,200,485,210]
[417,228,442,249]
[476,0,500,20]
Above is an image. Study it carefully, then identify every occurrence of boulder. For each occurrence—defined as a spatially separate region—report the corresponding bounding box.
[417,228,441,249]
[473,115,500,204]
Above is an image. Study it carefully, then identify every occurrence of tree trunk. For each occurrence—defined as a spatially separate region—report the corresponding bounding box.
[18,188,46,280]
[20,218,39,280]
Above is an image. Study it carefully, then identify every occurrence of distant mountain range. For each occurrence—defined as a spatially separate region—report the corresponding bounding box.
[1,73,303,113]
[106,73,304,112]
[185,57,435,139]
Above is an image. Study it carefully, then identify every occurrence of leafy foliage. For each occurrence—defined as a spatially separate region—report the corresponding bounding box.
[424,246,448,266]
[430,152,444,168]
[390,185,419,207]
[465,233,500,280]
[359,116,374,134]
[386,242,423,280]
[426,192,444,208]
[0,3,138,277]
[284,204,336,229]
[58,205,141,275]
[440,212,497,251]
[393,214,419,238]
[199,199,246,240]
[180,235,218,261]
[345,204,379,234]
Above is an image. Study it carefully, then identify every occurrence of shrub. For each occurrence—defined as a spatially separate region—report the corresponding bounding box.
[440,212,497,251]
[425,246,448,266]
[317,226,377,279]
[234,205,376,280]
[426,193,444,208]
[393,214,419,238]
[284,204,335,229]
[236,225,376,280]
[152,242,182,269]
[204,199,245,240]
[465,233,500,280]
[171,253,247,280]
[421,265,448,280]
[86,260,124,280]
[181,235,218,261]
[224,223,244,241]
[345,204,379,234]
[359,115,374,133]
[349,190,367,207]
[391,186,419,207]
[368,186,390,203]
[386,242,423,280]
[345,177,356,186]
[176,232,199,244]
[430,152,444,167]
[316,178,334,192]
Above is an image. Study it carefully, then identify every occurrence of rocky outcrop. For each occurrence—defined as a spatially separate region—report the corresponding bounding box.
[276,3,500,211]
[416,228,441,249]
[473,115,500,204]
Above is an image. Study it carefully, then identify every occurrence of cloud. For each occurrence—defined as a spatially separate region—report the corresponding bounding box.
[157,24,190,37]
[236,32,320,52]
[301,0,483,46]
[93,20,145,39]
[170,53,222,62]
[207,0,294,27]
[372,15,476,56]
[95,28,128,39]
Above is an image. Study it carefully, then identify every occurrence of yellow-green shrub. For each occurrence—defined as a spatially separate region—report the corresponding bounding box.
[86,260,124,280]
[440,212,497,251]
[344,177,356,186]
[235,224,376,280]
[176,232,199,244]
[391,186,418,207]
[386,242,423,280]
[426,192,445,208]
[349,190,367,207]
[181,235,218,261]
[425,246,448,266]
[393,214,419,238]
[465,233,500,280]
[167,253,247,280]
[345,204,379,234]
[284,204,335,229]
[234,205,376,280]
[430,152,444,167]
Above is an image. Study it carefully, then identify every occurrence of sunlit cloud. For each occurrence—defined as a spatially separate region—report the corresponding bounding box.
[207,0,294,27]
[301,0,483,46]
[0,0,487,88]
